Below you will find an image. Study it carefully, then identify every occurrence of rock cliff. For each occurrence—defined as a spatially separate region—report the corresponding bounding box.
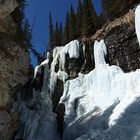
[91,7,140,72]
[0,0,30,139]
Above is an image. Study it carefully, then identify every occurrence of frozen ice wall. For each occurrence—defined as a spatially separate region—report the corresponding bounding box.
[13,56,61,140]
[12,40,81,140]
[60,12,140,139]
[13,5,140,140]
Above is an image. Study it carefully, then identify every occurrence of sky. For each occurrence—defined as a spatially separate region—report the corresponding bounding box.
[25,0,102,66]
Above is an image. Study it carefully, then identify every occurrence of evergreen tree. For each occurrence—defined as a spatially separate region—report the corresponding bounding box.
[23,19,32,48]
[101,0,139,21]
[59,22,63,45]
[49,12,54,49]
[11,0,26,43]
[69,5,77,41]
[52,21,60,47]
[101,0,114,20]
[82,0,97,37]
[76,0,83,37]
[121,0,139,14]
[62,12,70,45]
[96,13,106,29]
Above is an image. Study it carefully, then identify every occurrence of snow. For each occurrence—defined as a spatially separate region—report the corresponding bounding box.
[135,5,140,46]
[34,52,50,78]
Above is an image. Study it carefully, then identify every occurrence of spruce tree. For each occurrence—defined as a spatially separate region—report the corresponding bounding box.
[11,0,26,43]
[76,0,83,37]
[23,19,32,48]
[59,22,63,46]
[69,5,77,41]
[49,12,54,49]
[101,0,139,21]
[82,0,97,37]
[96,13,106,29]
[52,21,60,47]
[62,12,70,45]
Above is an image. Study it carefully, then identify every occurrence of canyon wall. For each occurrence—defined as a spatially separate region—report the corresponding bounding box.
[0,0,30,139]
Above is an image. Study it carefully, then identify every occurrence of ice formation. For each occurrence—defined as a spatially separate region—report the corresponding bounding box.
[135,5,140,46]
[59,38,140,140]
[13,5,140,140]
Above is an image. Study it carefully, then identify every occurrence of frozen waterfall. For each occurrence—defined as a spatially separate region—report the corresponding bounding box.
[13,5,140,140]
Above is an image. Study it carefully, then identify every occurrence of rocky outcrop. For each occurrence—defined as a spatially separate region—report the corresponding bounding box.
[91,7,140,72]
[61,7,140,80]
[0,0,30,139]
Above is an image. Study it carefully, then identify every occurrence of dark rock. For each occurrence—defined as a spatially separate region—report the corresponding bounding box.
[91,7,140,72]
[56,103,65,137]
[52,78,64,112]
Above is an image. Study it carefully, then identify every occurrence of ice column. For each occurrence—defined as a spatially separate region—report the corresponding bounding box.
[135,5,140,46]
[94,39,107,67]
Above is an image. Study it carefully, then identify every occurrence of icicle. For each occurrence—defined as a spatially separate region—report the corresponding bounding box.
[94,39,107,67]
[135,5,140,46]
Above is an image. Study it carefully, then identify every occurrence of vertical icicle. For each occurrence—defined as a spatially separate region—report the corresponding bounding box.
[94,40,107,67]
[135,5,140,46]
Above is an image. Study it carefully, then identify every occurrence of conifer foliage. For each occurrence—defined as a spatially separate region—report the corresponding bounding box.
[48,0,99,50]
[49,12,54,49]
[62,12,70,45]
[13,0,44,64]
[82,0,97,37]
[69,5,77,41]
[102,0,140,20]
[48,0,139,50]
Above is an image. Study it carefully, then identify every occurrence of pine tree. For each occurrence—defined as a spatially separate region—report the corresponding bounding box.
[62,12,70,45]
[69,5,77,41]
[82,0,97,37]
[52,21,60,47]
[76,0,83,37]
[121,0,139,14]
[23,19,32,48]
[59,22,63,46]
[49,12,54,49]
[11,0,26,43]
[96,13,106,29]
[101,0,139,21]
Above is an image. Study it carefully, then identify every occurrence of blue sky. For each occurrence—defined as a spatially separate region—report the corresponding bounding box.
[25,0,102,66]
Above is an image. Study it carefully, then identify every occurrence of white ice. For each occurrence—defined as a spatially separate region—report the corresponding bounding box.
[15,5,140,140]
[60,34,140,140]
[135,5,140,46]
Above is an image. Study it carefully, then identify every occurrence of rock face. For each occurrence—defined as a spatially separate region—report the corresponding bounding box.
[0,0,30,139]
[91,7,140,72]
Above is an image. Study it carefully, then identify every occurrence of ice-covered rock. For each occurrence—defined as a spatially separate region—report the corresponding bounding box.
[12,5,140,140]
[59,15,140,139]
